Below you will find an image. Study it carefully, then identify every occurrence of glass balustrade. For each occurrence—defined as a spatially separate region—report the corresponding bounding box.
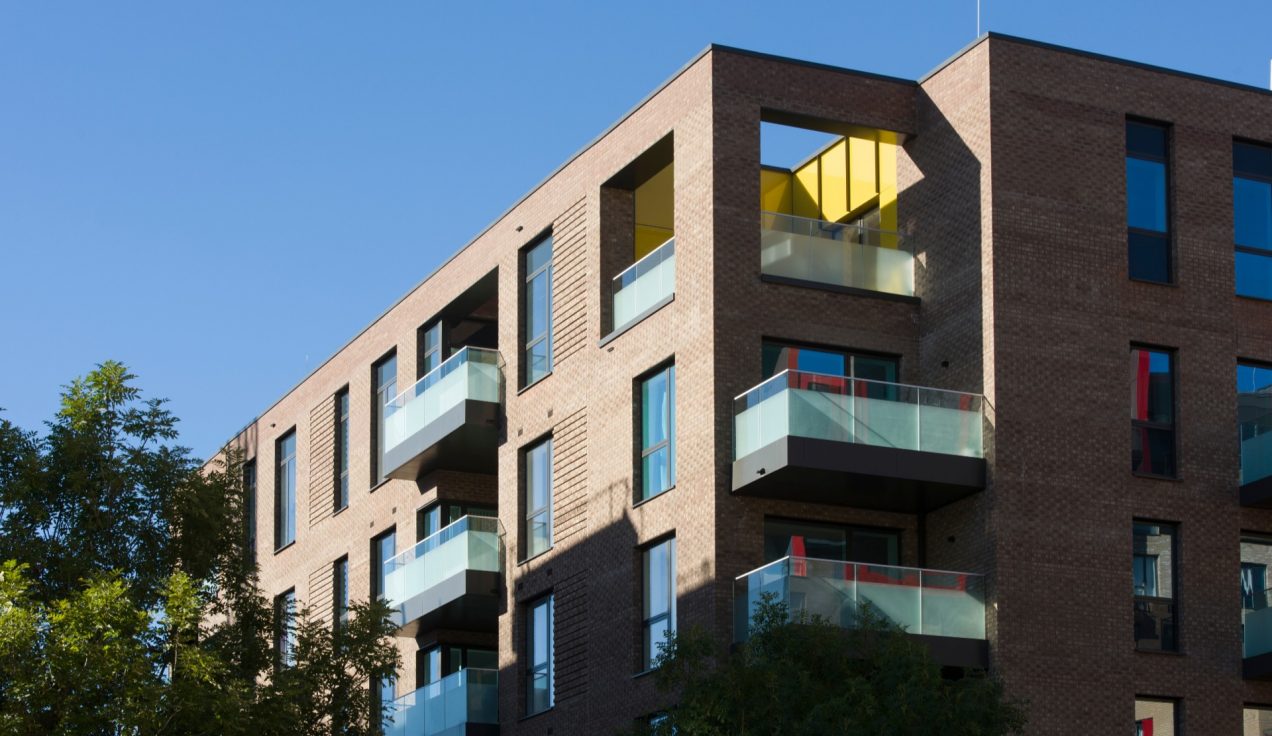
[760,211,913,296]
[1241,391,1272,486]
[612,237,675,333]
[383,515,503,621]
[384,668,499,736]
[383,347,502,456]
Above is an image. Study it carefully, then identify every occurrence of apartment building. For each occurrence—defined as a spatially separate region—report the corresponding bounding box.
[220,34,1272,735]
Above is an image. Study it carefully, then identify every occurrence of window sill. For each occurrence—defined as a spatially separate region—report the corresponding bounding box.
[332,505,348,517]
[517,371,553,396]
[519,706,554,723]
[599,295,675,348]
[632,667,660,680]
[1128,277,1177,287]
[273,541,296,556]
[1134,647,1183,657]
[633,485,675,509]
[1132,472,1181,482]
[369,478,391,494]
[518,547,553,567]
[759,273,921,304]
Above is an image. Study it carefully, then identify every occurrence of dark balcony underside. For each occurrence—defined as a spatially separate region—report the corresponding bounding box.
[1240,475,1272,508]
[1246,651,1272,680]
[912,633,989,670]
[394,569,501,638]
[732,436,986,513]
[384,400,500,481]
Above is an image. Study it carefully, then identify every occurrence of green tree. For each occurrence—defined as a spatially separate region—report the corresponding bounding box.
[0,363,401,736]
[637,597,1026,736]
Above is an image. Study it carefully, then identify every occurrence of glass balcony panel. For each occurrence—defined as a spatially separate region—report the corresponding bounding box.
[734,556,985,644]
[385,668,498,736]
[1247,589,1272,658]
[733,371,984,461]
[612,238,675,332]
[759,211,913,296]
[383,347,503,455]
[1241,391,1272,485]
[383,516,503,615]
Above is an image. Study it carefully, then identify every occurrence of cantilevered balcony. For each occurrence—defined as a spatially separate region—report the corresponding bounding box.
[732,371,986,512]
[384,516,503,637]
[760,211,914,298]
[1244,589,1272,679]
[1239,390,1272,507]
[734,557,987,669]
[611,237,675,335]
[382,347,502,481]
[385,668,498,736]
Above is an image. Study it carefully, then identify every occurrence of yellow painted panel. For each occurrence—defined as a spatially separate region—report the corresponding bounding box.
[792,158,820,220]
[760,168,793,214]
[849,137,878,213]
[819,140,848,222]
[878,140,898,248]
[634,162,674,259]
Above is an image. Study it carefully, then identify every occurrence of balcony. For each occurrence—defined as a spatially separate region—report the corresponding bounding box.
[384,516,503,637]
[734,556,987,669]
[1239,391,1272,507]
[1245,589,1272,679]
[611,237,675,335]
[760,211,914,298]
[383,347,502,481]
[732,371,986,513]
[385,668,498,736]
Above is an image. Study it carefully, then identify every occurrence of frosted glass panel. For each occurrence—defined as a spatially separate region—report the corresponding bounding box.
[613,238,675,332]
[384,668,498,736]
[760,211,913,297]
[383,347,503,452]
[384,516,504,617]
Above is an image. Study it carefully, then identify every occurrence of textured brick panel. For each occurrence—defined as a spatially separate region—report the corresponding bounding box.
[307,394,336,527]
[553,197,589,367]
[553,408,588,546]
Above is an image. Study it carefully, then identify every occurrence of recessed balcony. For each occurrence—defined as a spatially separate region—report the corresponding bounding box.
[760,211,914,298]
[1245,589,1272,679]
[382,347,502,481]
[385,668,499,736]
[732,371,986,513]
[1239,390,1272,507]
[384,515,503,637]
[734,556,987,669]
[611,236,675,335]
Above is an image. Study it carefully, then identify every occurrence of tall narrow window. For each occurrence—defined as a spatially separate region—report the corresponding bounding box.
[421,321,443,375]
[523,235,554,386]
[642,537,676,670]
[243,460,257,562]
[524,438,552,559]
[371,528,396,601]
[335,389,349,511]
[1135,697,1178,736]
[526,594,554,715]
[1235,140,1272,300]
[274,431,297,549]
[639,364,676,501]
[1133,521,1177,652]
[333,556,349,629]
[274,589,296,668]
[1131,347,1176,477]
[1239,361,1272,486]
[1127,120,1171,283]
[373,353,397,485]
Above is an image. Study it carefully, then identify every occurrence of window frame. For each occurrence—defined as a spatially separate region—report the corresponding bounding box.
[1126,118,1174,285]
[335,388,350,512]
[370,527,396,602]
[525,593,555,716]
[1130,346,1178,479]
[522,233,554,389]
[641,536,677,671]
[522,437,553,561]
[274,429,297,551]
[420,320,444,376]
[1234,138,1272,301]
[243,459,257,562]
[372,351,397,487]
[1132,520,1179,653]
[274,588,296,668]
[637,362,677,503]
[333,556,349,630]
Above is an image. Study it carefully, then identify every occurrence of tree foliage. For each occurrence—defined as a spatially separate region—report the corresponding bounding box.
[636,597,1027,736]
[0,362,401,735]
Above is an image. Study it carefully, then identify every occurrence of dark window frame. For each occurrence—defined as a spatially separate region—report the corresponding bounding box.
[521,232,555,389]
[640,535,677,671]
[274,429,297,551]
[524,592,555,716]
[335,387,350,512]
[521,435,554,562]
[762,515,904,565]
[371,350,397,487]
[243,459,257,562]
[370,527,396,601]
[1234,138,1272,301]
[274,588,296,669]
[1132,520,1179,653]
[1130,345,1178,479]
[333,556,349,630]
[1126,117,1174,285]
[636,361,677,503]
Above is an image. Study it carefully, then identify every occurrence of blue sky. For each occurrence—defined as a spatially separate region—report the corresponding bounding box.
[1,1,1269,459]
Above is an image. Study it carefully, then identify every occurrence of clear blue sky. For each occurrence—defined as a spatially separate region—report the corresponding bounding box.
[2,1,1269,460]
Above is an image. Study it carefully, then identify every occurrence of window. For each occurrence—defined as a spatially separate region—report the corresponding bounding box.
[761,341,899,383]
[418,644,497,685]
[421,321,443,375]
[1239,361,1272,486]
[418,501,496,541]
[639,364,676,501]
[274,589,296,668]
[763,518,900,566]
[333,557,349,629]
[274,431,296,549]
[378,676,396,722]
[1133,522,1177,652]
[1131,347,1176,477]
[1235,140,1272,300]
[373,353,397,485]
[1242,535,1272,611]
[335,389,349,511]
[523,235,554,386]
[1245,705,1272,736]
[526,594,554,715]
[642,537,676,670]
[524,438,552,559]
[1127,120,1171,283]
[371,528,396,601]
[243,460,257,561]
[1135,697,1178,736]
